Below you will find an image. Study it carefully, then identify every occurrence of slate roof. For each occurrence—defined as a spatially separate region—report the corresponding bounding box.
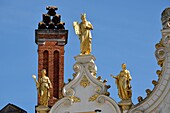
[0,103,27,113]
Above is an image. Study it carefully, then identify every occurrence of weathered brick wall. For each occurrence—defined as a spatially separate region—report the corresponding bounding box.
[37,41,65,106]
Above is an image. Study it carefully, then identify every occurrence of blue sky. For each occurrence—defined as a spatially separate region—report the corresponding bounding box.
[0,0,169,112]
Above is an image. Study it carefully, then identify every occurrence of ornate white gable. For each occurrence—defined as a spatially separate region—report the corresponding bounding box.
[50,55,121,113]
[129,8,170,113]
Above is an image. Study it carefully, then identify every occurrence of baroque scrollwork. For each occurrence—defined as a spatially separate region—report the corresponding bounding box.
[96,96,105,104]
[80,75,90,88]
[155,38,166,68]
[73,63,82,74]
[69,96,81,103]
[95,86,102,94]
[88,61,97,77]
[89,94,99,102]
[155,47,166,60]
[161,8,170,29]
[65,88,75,97]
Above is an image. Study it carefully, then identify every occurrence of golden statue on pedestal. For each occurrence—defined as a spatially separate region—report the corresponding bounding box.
[32,69,52,107]
[110,63,132,102]
[73,13,93,55]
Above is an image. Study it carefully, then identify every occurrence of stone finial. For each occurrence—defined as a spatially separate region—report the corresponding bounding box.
[57,22,65,30]
[43,14,51,25]
[103,79,107,83]
[38,6,65,30]
[38,22,47,29]
[52,14,61,25]
[152,80,158,86]
[105,92,110,96]
[158,60,164,67]
[106,85,111,89]
[146,89,152,96]
[156,70,162,80]
[68,78,72,82]
[97,76,102,81]
[48,21,55,29]
[46,6,58,16]
[161,7,170,29]
[137,96,143,103]
[72,73,77,78]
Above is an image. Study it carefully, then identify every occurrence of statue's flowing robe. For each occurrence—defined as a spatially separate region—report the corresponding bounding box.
[39,76,51,106]
[79,21,92,54]
[116,69,132,100]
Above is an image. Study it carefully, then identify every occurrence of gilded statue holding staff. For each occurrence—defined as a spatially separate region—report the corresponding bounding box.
[110,63,132,102]
[32,69,52,106]
[73,13,93,55]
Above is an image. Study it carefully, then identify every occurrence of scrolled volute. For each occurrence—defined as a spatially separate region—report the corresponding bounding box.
[63,98,72,106]
[96,95,105,104]
[87,61,97,76]
[73,63,82,74]
[65,88,75,97]
[155,47,166,61]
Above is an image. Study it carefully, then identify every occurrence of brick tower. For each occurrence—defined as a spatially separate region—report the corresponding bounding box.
[35,6,68,107]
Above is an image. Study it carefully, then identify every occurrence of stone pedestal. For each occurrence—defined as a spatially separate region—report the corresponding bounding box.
[74,54,97,77]
[36,105,50,113]
[74,54,96,63]
[118,100,132,113]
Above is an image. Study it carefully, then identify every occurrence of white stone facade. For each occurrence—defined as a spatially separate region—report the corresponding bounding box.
[50,55,121,113]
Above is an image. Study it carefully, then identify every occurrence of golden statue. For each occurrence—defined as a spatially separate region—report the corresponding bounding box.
[73,13,93,55]
[32,69,52,106]
[110,63,132,101]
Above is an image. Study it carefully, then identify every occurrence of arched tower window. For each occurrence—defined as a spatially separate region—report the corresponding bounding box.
[54,50,59,98]
[43,50,49,76]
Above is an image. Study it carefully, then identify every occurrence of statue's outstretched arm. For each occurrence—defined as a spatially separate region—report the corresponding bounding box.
[32,75,39,88]
[110,74,118,79]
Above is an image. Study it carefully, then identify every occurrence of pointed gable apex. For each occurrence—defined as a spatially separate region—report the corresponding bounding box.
[0,103,27,113]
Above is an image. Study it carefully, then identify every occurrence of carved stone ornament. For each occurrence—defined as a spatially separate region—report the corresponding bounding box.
[161,7,170,29]
[96,96,106,104]
[163,35,170,46]
[73,63,81,74]
[88,61,97,77]
[69,96,81,103]
[65,88,75,97]
[155,47,166,60]
[89,94,99,102]
[50,55,121,113]
[80,75,90,88]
